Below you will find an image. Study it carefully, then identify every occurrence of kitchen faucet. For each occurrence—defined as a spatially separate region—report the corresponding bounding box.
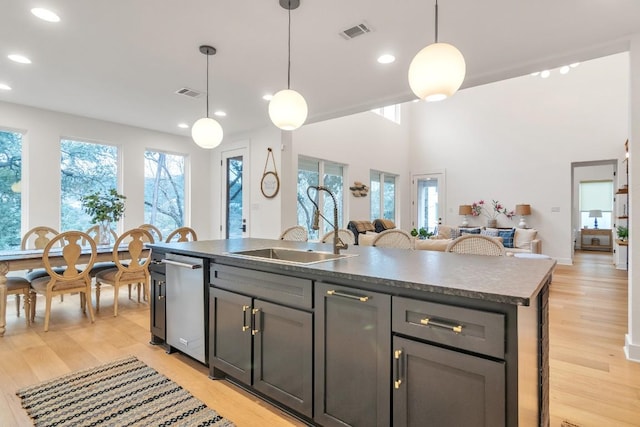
[306,185,348,254]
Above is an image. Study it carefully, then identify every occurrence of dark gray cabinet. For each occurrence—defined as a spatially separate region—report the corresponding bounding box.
[209,264,313,418]
[392,336,505,426]
[314,282,391,427]
[149,257,166,344]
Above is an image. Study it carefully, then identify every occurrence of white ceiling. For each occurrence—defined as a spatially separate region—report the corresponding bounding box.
[1,0,639,140]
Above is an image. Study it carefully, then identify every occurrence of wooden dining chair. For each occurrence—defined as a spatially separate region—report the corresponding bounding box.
[138,223,162,243]
[84,225,120,277]
[6,277,31,325]
[29,230,97,332]
[94,228,153,316]
[165,226,198,243]
[20,226,63,308]
[279,225,308,242]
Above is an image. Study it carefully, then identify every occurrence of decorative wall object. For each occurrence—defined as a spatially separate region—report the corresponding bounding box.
[349,181,369,197]
[260,147,280,198]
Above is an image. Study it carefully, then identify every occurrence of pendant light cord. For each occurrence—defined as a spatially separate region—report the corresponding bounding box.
[287,0,292,89]
[205,52,210,118]
[434,0,439,43]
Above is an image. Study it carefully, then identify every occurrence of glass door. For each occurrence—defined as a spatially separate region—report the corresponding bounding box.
[412,173,445,234]
[222,148,249,239]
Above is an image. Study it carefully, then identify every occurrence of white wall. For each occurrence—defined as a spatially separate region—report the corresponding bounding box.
[0,100,215,239]
[407,53,629,263]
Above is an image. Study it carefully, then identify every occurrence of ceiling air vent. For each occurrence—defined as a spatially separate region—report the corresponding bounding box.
[175,87,203,98]
[339,23,372,40]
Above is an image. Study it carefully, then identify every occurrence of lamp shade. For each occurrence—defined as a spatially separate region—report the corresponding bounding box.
[515,204,531,216]
[459,205,472,215]
[589,209,603,218]
[191,117,223,149]
[268,89,308,130]
[408,42,466,102]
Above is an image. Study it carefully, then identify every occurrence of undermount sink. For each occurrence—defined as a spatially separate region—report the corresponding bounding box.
[226,247,356,265]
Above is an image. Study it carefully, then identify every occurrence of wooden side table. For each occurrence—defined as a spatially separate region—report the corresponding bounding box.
[580,228,612,251]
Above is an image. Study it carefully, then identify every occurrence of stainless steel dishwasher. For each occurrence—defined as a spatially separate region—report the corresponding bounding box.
[163,253,206,363]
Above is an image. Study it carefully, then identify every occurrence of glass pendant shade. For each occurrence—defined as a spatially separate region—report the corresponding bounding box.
[408,42,466,102]
[191,117,223,149]
[268,89,308,130]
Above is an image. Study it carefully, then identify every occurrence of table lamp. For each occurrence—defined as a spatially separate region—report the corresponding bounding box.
[515,204,531,228]
[589,210,602,229]
[459,205,472,227]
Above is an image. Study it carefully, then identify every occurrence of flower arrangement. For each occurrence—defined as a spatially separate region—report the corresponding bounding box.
[471,200,514,220]
[81,188,126,223]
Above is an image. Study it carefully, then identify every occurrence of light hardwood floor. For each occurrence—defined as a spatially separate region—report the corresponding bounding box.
[1,251,638,427]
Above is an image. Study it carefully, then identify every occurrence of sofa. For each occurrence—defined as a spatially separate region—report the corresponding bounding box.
[417,225,542,254]
[347,219,396,245]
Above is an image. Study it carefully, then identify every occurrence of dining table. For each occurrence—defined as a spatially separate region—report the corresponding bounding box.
[0,244,144,337]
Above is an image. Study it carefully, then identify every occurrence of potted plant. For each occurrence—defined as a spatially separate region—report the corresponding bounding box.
[472,199,515,228]
[616,225,628,241]
[411,227,432,240]
[81,188,126,245]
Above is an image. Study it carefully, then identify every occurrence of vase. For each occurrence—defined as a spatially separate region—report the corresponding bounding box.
[487,219,497,228]
[98,220,112,246]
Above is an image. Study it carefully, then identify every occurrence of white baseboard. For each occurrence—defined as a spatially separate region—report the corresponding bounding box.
[624,334,640,363]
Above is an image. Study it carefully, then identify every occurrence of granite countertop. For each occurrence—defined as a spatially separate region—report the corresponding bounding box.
[149,238,556,306]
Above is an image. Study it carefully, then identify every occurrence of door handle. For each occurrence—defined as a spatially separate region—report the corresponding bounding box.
[240,224,246,232]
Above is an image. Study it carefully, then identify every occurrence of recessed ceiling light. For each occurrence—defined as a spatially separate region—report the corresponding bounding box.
[377,54,395,64]
[0,83,11,91]
[178,123,189,129]
[214,111,226,117]
[560,66,570,75]
[30,7,60,22]
[570,62,580,68]
[530,71,540,77]
[8,54,31,64]
[540,70,550,79]
[263,94,273,101]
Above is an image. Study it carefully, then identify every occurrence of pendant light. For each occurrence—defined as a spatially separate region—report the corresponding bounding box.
[408,0,466,102]
[192,45,223,149]
[268,0,308,131]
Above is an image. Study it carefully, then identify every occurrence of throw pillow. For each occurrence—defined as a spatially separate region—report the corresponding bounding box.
[498,228,516,248]
[449,227,461,240]
[435,225,452,239]
[514,228,538,249]
[460,227,481,235]
[414,238,451,252]
[481,228,500,237]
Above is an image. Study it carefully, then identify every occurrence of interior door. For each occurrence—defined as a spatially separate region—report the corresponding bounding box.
[222,148,249,239]
[412,172,445,234]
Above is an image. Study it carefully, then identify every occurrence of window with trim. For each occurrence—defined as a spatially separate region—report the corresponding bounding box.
[144,150,186,239]
[370,170,396,222]
[297,157,344,241]
[61,139,118,232]
[370,104,401,124]
[0,129,22,250]
[579,180,613,229]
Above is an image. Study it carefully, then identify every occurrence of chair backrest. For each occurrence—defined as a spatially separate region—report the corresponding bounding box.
[42,231,97,288]
[21,226,59,250]
[372,229,412,249]
[84,224,118,246]
[165,226,198,243]
[111,228,153,272]
[445,234,506,256]
[321,229,355,245]
[279,226,308,242]
[138,223,162,243]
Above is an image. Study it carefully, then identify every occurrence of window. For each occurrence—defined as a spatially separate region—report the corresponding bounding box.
[579,180,613,229]
[144,150,186,239]
[0,130,22,250]
[61,139,118,232]
[370,104,401,124]
[370,171,396,222]
[297,157,344,241]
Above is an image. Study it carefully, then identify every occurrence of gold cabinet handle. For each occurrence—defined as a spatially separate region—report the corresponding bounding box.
[394,349,403,389]
[242,305,250,332]
[327,289,369,302]
[420,317,463,334]
[252,308,260,335]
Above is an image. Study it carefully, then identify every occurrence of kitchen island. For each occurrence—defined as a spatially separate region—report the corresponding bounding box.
[148,238,555,427]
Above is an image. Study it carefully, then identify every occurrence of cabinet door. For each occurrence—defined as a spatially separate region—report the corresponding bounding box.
[210,287,252,384]
[150,270,166,342]
[253,300,313,418]
[315,282,391,427]
[393,336,505,427]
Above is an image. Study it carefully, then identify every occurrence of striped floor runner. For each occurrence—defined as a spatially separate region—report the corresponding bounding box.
[16,355,235,427]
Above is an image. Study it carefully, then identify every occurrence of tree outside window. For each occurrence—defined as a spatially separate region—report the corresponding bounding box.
[61,139,118,232]
[0,130,22,250]
[144,150,186,239]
